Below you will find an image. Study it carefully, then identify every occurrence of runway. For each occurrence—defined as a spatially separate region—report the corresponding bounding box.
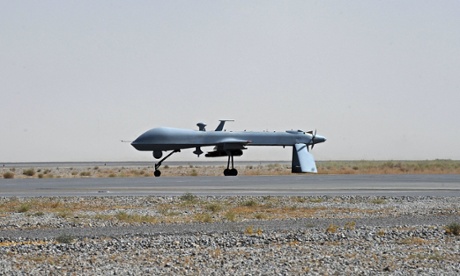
[1,174,459,197]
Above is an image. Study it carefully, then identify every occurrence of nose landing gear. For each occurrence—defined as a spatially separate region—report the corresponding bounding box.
[153,150,180,177]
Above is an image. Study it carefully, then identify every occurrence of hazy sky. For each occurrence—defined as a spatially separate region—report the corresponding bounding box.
[1,1,459,162]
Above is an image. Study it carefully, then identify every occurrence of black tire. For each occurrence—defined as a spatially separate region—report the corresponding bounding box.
[223,169,230,176]
[230,169,238,176]
[154,170,161,177]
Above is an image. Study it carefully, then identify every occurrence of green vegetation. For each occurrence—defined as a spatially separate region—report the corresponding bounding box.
[225,211,236,222]
[22,168,35,177]
[17,203,31,213]
[56,234,74,244]
[344,221,356,230]
[115,211,157,224]
[180,192,198,203]
[194,213,212,223]
[408,253,444,261]
[254,213,267,220]
[206,203,223,213]
[190,169,198,176]
[245,225,254,235]
[370,198,386,204]
[241,200,258,207]
[445,222,460,236]
[398,237,427,245]
[326,223,338,234]
[80,171,91,177]
[3,172,14,179]
[292,196,307,203]
[309,197,324,203]
[57,211,73,218]
[244,225,263,235]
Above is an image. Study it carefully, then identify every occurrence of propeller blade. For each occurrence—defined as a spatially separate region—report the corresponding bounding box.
[308,129,318,150]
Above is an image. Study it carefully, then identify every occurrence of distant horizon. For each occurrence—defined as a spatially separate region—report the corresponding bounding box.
[2,159,458,165]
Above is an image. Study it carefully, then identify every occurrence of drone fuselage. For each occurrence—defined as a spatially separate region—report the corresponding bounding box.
[131,122,326,177]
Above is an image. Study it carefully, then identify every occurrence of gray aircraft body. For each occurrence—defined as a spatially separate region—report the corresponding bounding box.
[131,120,326,177]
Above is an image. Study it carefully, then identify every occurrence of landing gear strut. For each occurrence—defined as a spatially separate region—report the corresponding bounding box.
[224,154,238,176]
[154,150,180,177]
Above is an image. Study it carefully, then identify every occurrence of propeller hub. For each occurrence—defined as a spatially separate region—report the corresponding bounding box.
[307,130,326,150]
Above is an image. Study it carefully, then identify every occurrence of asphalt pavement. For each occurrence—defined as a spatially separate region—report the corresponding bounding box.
[1,174,459,197]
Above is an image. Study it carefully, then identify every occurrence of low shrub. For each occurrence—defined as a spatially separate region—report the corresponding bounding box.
[194,213,212,223]
[242,200,258,207]
[445,223,460,236]
[225,211,236,222]
[245,225,254,235]
[344,221,356,230]
[245,225,263,235]
[18,203,31,213]
[115,211,157,224]
[3,172,14,179]
[56,234,74,244]
[190,169,198,176]
[254,213,267,220]
[371,198,386,204]
[180,192,198,203]
[399,237,427,245]
[57,211,73,218]
[326,223,338,234]
[23,168,35,177]
[206,203,223,213]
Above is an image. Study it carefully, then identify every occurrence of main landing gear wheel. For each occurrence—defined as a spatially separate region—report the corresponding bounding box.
[154,170,161,177]
[224,168,238,176]
[223,154,238,176]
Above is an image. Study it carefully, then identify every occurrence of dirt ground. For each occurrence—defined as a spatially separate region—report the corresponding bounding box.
[2,160,460,179]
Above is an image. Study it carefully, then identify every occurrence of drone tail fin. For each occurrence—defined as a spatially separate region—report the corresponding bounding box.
[292,143,317,173]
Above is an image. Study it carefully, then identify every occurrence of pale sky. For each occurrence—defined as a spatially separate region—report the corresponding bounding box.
[1,1,459,162]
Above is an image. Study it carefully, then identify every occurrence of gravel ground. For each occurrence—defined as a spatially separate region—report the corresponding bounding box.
[1,196,459,275]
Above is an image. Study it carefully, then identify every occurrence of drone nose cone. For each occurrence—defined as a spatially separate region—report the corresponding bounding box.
[131,138,142,150]
[131,129,155,150]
